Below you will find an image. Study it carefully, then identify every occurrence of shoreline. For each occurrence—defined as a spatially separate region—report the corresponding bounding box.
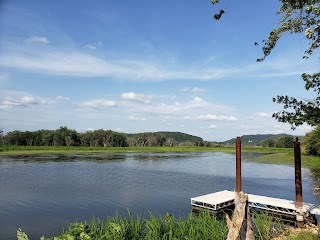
[1,145,319,168]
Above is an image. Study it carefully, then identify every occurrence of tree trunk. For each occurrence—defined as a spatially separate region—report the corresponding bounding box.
[226,191,255,240]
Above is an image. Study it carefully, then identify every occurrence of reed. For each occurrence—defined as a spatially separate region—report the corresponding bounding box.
[17,210,318,239]
[17,211,228,240]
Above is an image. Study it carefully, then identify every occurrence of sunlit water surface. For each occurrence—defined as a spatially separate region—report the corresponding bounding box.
[0,152,317,240]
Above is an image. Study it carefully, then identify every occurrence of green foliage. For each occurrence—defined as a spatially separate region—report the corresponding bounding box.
[275,136,294,148]
[260,138,276,148]
[301,125,320,156]
[18,211,228,240]
[127,131,203,147]
[1,129,204,148]
[17,210,319,240]
[17,228,29,240]
[211,0,320,129]
[252,212,284,240]
[224,134,296,147]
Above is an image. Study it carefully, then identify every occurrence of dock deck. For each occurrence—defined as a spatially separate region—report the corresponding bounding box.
[191,190,320,217]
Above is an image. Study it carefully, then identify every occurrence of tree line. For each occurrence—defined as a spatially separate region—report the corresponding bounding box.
[259,136,295,148]
[0,127,207,147]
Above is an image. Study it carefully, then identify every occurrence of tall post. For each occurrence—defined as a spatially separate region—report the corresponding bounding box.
[294,137,303,227]
[236,137,242,193]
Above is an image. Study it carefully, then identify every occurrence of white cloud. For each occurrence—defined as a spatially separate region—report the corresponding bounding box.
[25,36,50,44]
[121,92,152,104]
[135,97,234,116]
[0,96,46,110]
[129,116,146,121]
[84,41,103,50]
[241,125,261,129]
[196,114,237,122]
[79,99,117,110]
[209,125,218,129]
[255,112,270,118]
[56,96,71,101]
[0,47,314,81]
[181,87,207,93]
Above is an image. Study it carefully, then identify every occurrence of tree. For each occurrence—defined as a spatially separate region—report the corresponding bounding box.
[301,125,320,156]
[211,0,320,129]
[260,138,276,148]
[0,129,3,145]
[275,136,294,148]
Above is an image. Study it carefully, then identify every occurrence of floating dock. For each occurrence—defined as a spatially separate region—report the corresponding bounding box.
[193,137,320,225]
[191,190,320,219]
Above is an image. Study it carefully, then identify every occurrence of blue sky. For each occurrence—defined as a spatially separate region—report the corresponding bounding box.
[0,0,318,141]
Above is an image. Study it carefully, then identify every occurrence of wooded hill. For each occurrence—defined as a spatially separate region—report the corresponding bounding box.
[0,127,204,147]
[223,134,298,146]
[126,132,203,144]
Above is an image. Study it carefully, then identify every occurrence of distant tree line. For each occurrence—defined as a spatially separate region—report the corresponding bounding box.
[259,136,294,148]
[0,127,207,147]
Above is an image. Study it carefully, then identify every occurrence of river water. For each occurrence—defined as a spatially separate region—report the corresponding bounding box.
[0,151,317,239]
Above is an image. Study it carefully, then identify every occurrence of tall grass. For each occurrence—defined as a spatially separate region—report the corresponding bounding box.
[17,210,319,239]
[18,211,228,240]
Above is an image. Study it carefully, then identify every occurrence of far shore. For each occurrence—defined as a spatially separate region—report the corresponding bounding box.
[1,145,319,168]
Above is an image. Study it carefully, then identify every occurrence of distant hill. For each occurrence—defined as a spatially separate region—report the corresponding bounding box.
[223,134,298,146]
[157,131,203,143]
[126,131,203,143]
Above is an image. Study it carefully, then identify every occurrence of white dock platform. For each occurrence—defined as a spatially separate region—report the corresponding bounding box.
[191,190,320,217]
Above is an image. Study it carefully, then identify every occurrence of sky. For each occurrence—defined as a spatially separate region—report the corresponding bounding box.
[0,0,318,141]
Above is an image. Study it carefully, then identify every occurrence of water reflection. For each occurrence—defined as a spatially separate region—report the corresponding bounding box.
[308,168,320,201]
[0,152,318,240]
[0,153,127,164]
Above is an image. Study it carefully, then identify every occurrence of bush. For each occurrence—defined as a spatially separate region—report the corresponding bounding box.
[302,126,320,157]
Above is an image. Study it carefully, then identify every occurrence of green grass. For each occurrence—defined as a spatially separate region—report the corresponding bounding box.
[0,145,292,154]
[0,145,221,155]
[17,211,319,240]
[17,211,229,240]
[245,151,320,169]
[2,145,320,168]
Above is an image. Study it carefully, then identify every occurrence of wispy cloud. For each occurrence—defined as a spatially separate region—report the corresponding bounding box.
[209,125,218,129]
[0,96,46,110]
[241,125,262,129]
[181,87,207,93]
[56,96,71,101]
[255,112,271,118]
[137,97,234,115]
[25,36,50,44]
[0,46,315,81]
[84,41,103,50]
[196,114,237,122]
[129,115,146,121]
[121,92,152,104]
[79,99,117,110]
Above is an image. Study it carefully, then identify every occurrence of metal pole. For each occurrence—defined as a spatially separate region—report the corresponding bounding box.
[294,137,303,227]
[236,137,242,193]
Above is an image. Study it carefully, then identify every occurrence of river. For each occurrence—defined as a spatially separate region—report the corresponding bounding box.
[0,151,317,240]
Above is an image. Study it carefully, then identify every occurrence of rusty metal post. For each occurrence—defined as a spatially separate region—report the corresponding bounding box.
[294,137,303,227]
[236,137,242,193]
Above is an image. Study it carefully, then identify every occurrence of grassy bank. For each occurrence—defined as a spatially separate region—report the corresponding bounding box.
[1,145,320,168]
[245,151,320,169]
[17,211,319,240]
[0,145,292,154]
[0,145,221,155]
[18,211,228,240]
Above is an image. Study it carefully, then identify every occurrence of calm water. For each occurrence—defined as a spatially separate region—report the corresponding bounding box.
[0,152,317,240]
